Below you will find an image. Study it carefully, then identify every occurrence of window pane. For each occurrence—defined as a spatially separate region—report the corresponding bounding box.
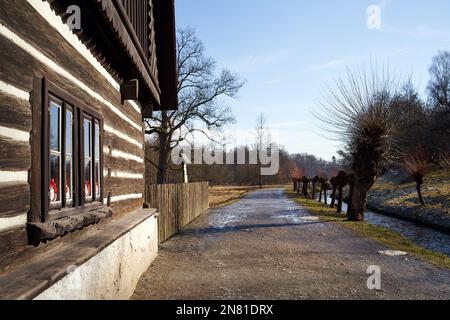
[50,154,61,203]
[84,119,91,157]
[66,157,72,202]
[95,123,100,161]
[65,109,73,205]
[66,110,73,155]
[95,160,100,197]
[84,118,92,200]
[84,160,92,198]
[50,102,60,151]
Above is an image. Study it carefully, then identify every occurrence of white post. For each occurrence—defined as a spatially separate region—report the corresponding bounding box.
[182,162,189,184]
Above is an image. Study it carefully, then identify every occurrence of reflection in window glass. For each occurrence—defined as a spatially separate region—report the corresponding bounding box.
[66,110,73,154]
[66,110,73,203]
[49,102,61,204]
[50,155,60,203]
[84,160,92,198]
[84,119,91,157]
[66,159,72,201]
[50,102,60,151]
[95,123,101,198]
[84,119,92,199]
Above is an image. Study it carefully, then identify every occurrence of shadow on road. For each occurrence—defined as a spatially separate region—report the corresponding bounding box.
[180,220,336,236]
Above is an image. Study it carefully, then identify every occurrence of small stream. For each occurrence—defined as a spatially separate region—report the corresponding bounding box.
[317,193,450,257]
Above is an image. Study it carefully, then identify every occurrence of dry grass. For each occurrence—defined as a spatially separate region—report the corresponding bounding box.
[209,185,288,208]
[285,189,450,269]
[370,169,450,212]
[209,186,259,208]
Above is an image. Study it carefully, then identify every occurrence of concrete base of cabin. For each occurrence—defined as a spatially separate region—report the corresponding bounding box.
[0,208,158,300]
[34,211,158,300]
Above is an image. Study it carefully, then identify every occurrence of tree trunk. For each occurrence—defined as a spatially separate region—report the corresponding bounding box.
[347,178,372,221]
[330,186,336,208]
[414,173,425,206]
[156,112,171,184]
[318,186,323,202]
[416,183,425,206]
[337,186,343,213]
[311,182,316,200]
[346,174,355,217]
[324,188,328,205]
[157,133,170,184]
[259,166,263,189]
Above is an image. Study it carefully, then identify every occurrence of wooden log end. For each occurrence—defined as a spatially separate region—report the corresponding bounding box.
[27,208,112,245]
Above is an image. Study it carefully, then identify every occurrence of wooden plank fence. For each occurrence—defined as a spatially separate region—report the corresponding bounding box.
[145,182,209,243]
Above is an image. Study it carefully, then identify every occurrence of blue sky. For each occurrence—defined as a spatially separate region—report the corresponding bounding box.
[175,0,450,160]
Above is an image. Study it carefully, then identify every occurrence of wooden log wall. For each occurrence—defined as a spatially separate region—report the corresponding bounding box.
[145,182,210,243]
[0,0,148,243]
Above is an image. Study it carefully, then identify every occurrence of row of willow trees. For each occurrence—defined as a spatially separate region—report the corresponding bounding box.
[300,51,450,222]
[293,171,371,218]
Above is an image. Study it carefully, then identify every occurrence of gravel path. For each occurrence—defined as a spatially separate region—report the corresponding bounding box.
[132,188,450,300]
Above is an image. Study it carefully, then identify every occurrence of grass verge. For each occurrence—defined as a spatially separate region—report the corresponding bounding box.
[212,192,250,208]
[210,185,288,208]
[285,188,450,269]
[209,186,258,208]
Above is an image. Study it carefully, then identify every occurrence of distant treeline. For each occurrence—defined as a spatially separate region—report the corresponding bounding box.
[144,146,342,186]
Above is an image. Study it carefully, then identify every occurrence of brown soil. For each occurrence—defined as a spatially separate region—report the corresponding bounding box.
[132,188,450,300]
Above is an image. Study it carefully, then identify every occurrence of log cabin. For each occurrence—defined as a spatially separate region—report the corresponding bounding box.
[0,0,177,299]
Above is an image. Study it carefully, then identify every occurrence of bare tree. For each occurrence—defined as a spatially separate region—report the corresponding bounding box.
[316,66,403,221]
[145,28,244,184]
[403,147,429,206]
[329,176,337,208]
[428,51,450,111]
[334,171,348,214]
[311,176,319,200]
[255,113,269,188]
[426,51,450,167]
[322,180,330,205]
[301,176,310,197]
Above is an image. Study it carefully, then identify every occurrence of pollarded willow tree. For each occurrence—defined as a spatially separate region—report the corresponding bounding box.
[403,147,429,206]
[316,66,403,221]
[144,28,245,184]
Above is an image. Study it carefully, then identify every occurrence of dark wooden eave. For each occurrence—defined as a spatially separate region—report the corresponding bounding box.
[46,0,178,113]
[153,0,178,111]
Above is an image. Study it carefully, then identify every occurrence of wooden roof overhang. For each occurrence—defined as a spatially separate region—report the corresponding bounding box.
[153,0,178,111]
[46,0,178,116]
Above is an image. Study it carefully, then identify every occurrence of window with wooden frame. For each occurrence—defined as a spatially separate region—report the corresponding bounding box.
[38,79,104,221]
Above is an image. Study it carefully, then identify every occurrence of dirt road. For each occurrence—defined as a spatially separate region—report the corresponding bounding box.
[132,188,450,300]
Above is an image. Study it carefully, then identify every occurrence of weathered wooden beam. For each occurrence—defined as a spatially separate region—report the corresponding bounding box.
[120,79,139,101]
[27,207,112,245]
[141,103,153,118]
[30,76,42,223]
[0,226,28,258]
[0,137,31,171]
[0,183,30,217]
